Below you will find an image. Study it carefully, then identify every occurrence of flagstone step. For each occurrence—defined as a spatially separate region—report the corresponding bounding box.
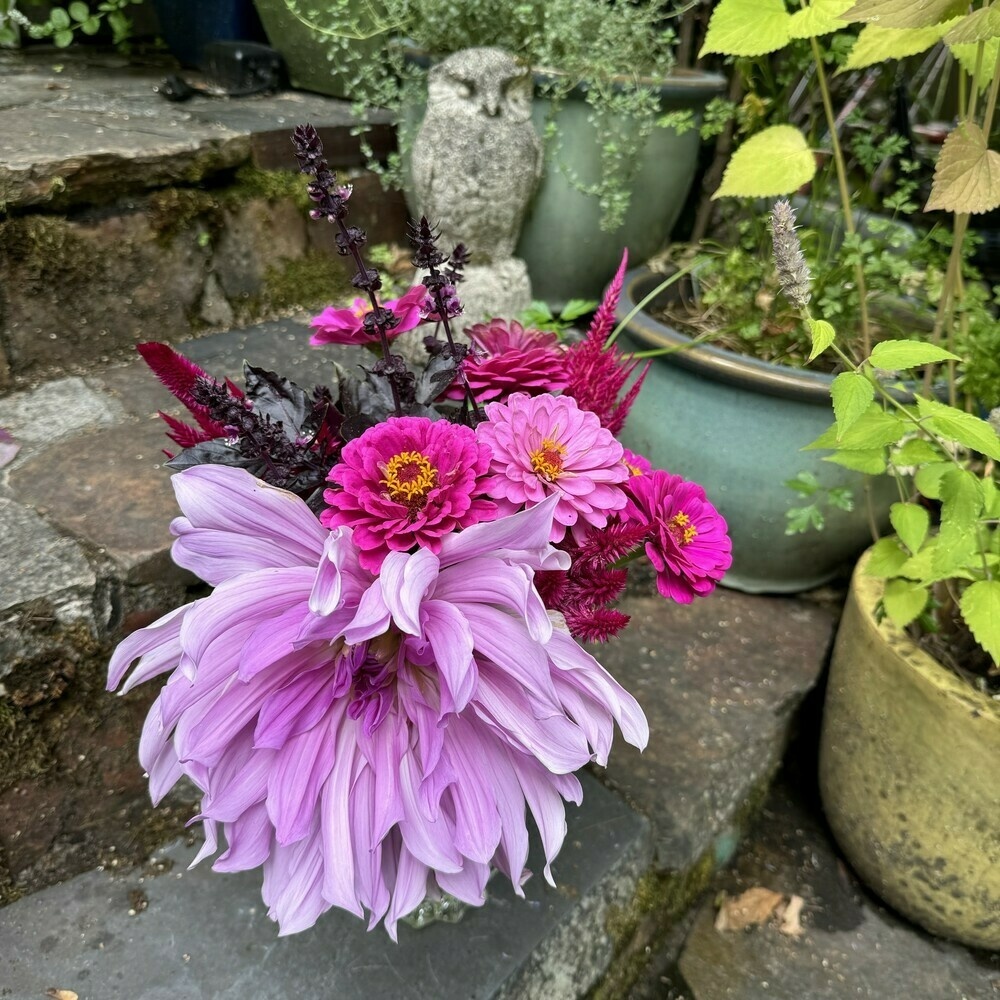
[0,772,651,1000]
[0,48,406,391]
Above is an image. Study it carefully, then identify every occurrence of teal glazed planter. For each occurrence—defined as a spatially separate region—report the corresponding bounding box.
[615,266,894,594]
[516,70,726,307]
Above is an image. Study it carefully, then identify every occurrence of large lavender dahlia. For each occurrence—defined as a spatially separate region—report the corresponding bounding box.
[109,465,648,937]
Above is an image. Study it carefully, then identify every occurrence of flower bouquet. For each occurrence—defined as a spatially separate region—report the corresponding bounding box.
[107,125,732,938]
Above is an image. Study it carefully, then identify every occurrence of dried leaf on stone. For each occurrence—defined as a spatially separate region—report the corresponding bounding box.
[778,893,806,937]
[714,887,785,932]
[46,990,79,1000]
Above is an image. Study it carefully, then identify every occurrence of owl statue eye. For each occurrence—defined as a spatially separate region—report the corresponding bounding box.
[455,78,475,99]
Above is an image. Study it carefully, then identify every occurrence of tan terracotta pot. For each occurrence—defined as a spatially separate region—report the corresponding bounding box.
[819,549,1000,949]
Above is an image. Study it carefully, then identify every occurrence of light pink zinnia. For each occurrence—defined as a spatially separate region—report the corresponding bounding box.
[310,284,427,346]
[107,465,648,938]
[442,319,568,403]
[624,470,732,603]
[321,416,498,572]
[476,392,629,543]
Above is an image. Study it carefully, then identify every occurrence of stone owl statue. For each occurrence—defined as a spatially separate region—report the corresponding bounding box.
[411,47,542,263]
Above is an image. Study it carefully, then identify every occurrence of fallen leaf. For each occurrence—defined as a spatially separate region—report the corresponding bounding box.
[714,887,785,932]
[46,990,79,1000]
[778,893,806,937]
[0,427,19,470]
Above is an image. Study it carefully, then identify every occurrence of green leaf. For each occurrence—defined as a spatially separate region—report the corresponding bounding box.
[983,476,1000,518]
[807,318,836,360]
[50,7,71,29]
[916,396,1000,460]
[897,542,941,583]
[714,125,816,199]
[785,471,820,496]
[924,123,1000,215]
[785,504,824,534]
[788,0,855,38]
[824,448,887,473]
[81,15,100,33]
[68,1,90,21]
[843,20,955,68]
[892,437,942,467]
[890,502,930,554]
[807,404,905,450]
[865,536,909,577]
[934,468,984,575]
[840,0,967,29]
[560,298,597,321]
[950,37,1000,92]
[53,27,74,46]
[914,461,954,499]
[831,371,875,436]
[700,0,793,56]
[961,580,1000,663]
[945,6,1000,44]
[883,578,930,628]
[869,340,961,371]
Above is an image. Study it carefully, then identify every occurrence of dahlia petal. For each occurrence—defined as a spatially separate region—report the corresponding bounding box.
[442,719,502,864]
[238,603,315,682]
[214,801,272,873]
[320,719,364,918]
[436,859,491,905]
[514,757,571,886]
[344,580,391,644]
[262,824,329,936]
[189,818,219,869]
[254,664,336,751]
[147,738,183,807]
[397,750,463,873]
[420,600,476,715]
[384,846,430,942]
[380,548,440,636]
[171,467,326,586]
[364,713,406,844]
[349,765,391,924]
[309,531,346,615]
[108,603,188,691]
[202,740,273,823]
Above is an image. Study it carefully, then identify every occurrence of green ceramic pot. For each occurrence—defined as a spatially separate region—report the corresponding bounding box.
[819,550,1000,948]
[515,69,726,307]
[614,266,895,594]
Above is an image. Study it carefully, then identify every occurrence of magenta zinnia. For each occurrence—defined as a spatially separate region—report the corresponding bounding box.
[108,465,648,937]
[321,416,498,572]
[476,392,629,543]
[310,284,427,346]
[624,470,733,603]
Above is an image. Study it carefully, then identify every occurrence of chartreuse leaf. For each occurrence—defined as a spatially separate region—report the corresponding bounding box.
[831,371,875,436]
[807,404,905,450]
[866,536,909,577]
[983,476,1000,518]
[700,0,793,57]
[934,468,984,575]
[843,21,956,69]
[68,1,90,21]
[824,448,887,473]
[916,396,1000,460]
[840,0,967,29]
[714,126,816,199]
[892,437,942,468]
[925,123,1000,215]
[788,0,855,38]
[869,340,961,371]
[890,502,930,554]
[914,461,954,499]
[950,38,1000,92]
[883,578,930,628]
[807,318,836,360]
[945,5,1000,44]
[960,580,1000,664]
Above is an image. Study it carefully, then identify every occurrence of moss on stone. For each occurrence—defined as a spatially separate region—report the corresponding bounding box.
[0,699,53,797]
[0,215,90,285]
[261,249,354,313]
[148,187,222,246]
[226,165,311,212]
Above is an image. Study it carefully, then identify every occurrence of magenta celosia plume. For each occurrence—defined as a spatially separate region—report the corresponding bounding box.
[624,470,733,603]
[108,465,648,937]
[310,284,428,346]
[321,416,498,572]
[475,392,629,543]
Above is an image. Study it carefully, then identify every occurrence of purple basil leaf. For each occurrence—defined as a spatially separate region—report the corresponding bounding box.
[243,364,310,440]
[165,439,257,471]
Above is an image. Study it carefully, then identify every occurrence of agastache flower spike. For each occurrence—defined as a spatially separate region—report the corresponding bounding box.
[770,199,812,309]
[408,217,483,422]
[293,123,403,416]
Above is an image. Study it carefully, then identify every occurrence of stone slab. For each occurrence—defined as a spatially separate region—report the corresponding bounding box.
[0,50,391,209]
[675,781,1000,1000]
[0,771,650,1000]
[594,590,835,873]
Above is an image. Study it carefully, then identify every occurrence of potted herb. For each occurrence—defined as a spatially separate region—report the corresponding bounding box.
[0,0,141,47]
[250,0,726,303]
[614,0,1000,593]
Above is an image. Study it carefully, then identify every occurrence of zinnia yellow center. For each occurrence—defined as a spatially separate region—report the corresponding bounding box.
[530,437,566,481]
[381,450,438,508]
[668,511,698,546]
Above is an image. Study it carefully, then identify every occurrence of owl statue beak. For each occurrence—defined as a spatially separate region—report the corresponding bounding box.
[483,96,502,118]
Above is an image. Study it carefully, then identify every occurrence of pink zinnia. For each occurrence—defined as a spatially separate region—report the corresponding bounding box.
[322,416,497,572]
[310,284,428,346]
[622,448,652,478]
[442,319,568,403]
[108,466,648,937]
[624,470,732,603]
[476,392,629,543]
